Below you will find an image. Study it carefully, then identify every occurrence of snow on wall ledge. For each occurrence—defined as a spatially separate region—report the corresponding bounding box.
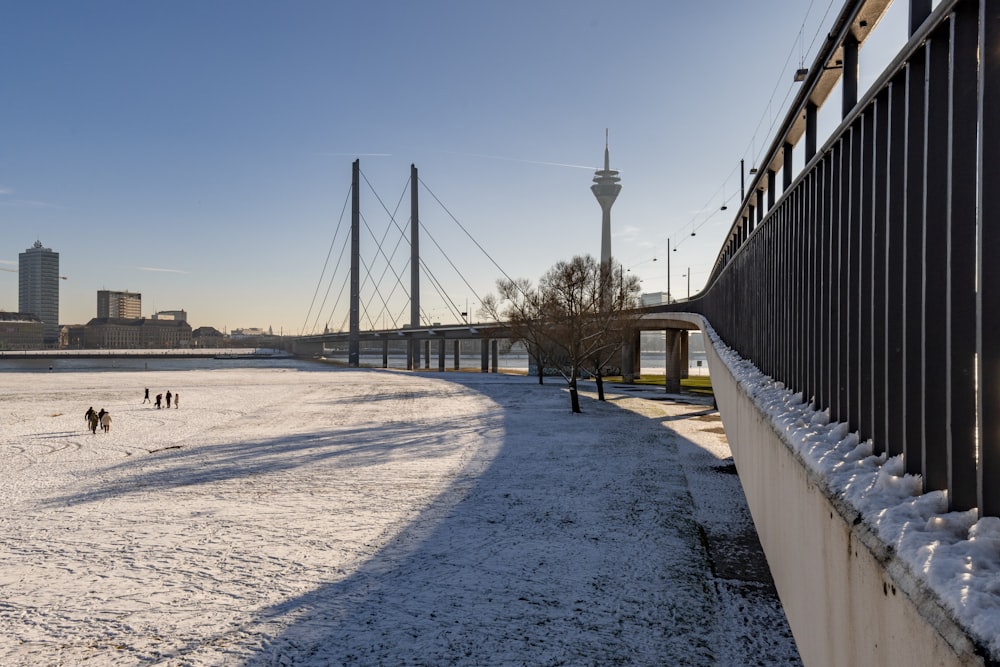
[683,313,997,665]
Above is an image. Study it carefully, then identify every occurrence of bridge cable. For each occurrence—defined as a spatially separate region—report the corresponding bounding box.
[357,211,410,330]
[357,171,415,326]
[416,220,482,315]
[418,256,465,324]
[418,177,520,293]
[302,184,351,334]
[355,174,411,328]
[314,228,353,335]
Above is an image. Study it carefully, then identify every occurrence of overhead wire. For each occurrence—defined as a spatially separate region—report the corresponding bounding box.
[668,0,831,254]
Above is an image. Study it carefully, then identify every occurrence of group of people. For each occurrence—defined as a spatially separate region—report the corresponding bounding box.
[84,387,182,435]
[143,387,179,409]
[84,407,112,434]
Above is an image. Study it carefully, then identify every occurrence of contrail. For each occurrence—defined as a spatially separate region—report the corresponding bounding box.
[319,152,393,158]
[135,266,189,274]
[439,150,597,171]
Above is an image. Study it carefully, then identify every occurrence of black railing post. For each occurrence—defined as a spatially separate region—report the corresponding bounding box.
[843,33,859,118]
[848,122,863,435]
[979,0,1000,518]
[903,55,928,477]
[922,26,951,492]
[872,90,891,456]
[783,142,794,191]
[859,109,874,442]
[948,0,979,512]
[806,102,818,162]
[886,76,907,459]
[835,138,849,425]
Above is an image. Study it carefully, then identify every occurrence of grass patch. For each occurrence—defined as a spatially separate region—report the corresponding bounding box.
[601,373,715,398]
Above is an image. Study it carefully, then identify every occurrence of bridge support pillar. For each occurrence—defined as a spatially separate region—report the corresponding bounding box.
[382,339,389,369]
[621,329,640,383]
[491,339,499,373]
[438,339,445,372]
[424,340,430,369]
[680,330,689,379]
[664,328,682,394]
[481,339,489,373]
[621,341,634,383]
[453,340,460,370]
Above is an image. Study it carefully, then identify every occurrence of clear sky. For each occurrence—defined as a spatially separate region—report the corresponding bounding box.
[1,0,909,335]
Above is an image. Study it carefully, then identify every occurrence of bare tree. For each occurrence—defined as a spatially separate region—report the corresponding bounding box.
[480,278,552,386]
[483,255,641,412]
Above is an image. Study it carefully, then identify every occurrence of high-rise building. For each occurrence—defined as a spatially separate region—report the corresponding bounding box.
[591,130,622,267]
[18,240,60,345]
[97,290,142,319]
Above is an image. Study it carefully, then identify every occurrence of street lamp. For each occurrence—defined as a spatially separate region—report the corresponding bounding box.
[666,238,671,303]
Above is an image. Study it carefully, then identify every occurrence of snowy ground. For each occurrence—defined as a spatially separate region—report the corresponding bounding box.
[0,365,799,665]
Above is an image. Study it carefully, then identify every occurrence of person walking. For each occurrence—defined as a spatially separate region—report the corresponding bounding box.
[155,393,162,409]
[166,390,172,409]
[143,387,150,404]
[174,392,180,409]
[100,412,112,433]
[85,407,96,432]
[85,407,99,434]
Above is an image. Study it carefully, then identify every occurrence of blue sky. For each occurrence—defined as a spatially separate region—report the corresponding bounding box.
[1,1,908,335]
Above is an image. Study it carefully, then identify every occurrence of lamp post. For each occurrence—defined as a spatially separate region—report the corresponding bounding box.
[666,238,671,303]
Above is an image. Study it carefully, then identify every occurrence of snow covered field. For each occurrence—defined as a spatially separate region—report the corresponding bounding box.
[0,364,797,665]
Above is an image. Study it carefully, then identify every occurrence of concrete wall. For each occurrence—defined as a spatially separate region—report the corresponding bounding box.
[675,312,985,666]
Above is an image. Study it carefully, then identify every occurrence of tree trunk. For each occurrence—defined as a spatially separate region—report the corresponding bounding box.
[536,355,544,385]
[570,375,582,413]
[595,368,605,401]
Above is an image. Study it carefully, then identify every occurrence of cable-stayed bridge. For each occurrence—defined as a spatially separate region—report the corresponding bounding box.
[290,2,1000,662]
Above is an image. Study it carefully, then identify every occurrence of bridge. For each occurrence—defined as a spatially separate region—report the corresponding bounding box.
[289,1,1000,663]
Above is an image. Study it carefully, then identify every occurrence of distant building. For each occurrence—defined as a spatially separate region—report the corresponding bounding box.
[97,290,142,320]
[229,327,281,349]
[640,292,670,307]
[0,312,44,350]
[191,326,225,348]
[63,324,86,349]
[152,309,187,322]
[18,240,60,346]
[83,318,192,349]
[231,327,267,338]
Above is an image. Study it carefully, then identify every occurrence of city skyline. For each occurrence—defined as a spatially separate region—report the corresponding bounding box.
[0,2,911,335]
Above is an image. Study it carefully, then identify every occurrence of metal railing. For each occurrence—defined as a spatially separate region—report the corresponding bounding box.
[677,0,1000,517]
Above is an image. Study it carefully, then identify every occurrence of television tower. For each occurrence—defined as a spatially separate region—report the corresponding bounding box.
[591,130,622,266]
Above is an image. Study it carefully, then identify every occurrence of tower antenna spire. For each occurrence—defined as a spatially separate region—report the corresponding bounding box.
[592,131,622,267]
